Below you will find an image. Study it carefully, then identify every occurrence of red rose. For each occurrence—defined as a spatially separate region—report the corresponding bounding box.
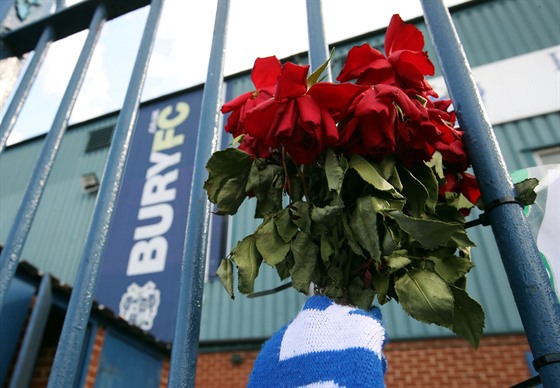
[337,15,436,96]
[221,56,281,137]
[459,172,481,205]
[238,134,272,159]
[243,62,361,165]
[439,170,460,197]
[385,14,435,94]
[439,170,481,206]
[336,43,395,86]
[338,84,423,159]
[431,126,469,171]
[396,98,464,166]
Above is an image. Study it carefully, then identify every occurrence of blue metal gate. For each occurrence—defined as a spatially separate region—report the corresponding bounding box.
[0,0,558,386]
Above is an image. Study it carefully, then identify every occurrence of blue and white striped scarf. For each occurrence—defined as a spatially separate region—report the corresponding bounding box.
[248,295,387,388]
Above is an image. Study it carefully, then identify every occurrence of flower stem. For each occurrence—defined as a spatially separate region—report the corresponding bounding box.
[281,147,292,199]
[296,164,311,202]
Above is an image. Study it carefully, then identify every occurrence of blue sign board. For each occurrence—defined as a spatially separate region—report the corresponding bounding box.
[96,88,224,342]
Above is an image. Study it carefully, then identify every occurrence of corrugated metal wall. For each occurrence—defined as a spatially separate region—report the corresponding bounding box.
[0,116,116,284]
[1,0,559,341]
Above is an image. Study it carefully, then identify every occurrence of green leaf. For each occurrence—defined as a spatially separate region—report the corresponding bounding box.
[290,232,319,293]
[311,203,344,223]
[386,210,474,249]
[349,276,375,310]
[372,272,390,304]
[385,249,411,274]
[204,148,253,215]
[514,177,539,207]
[289,201,312,233]
[325,148,345,193]
[327,259,345,284]
[430,255,474,284]
[349,155,403,198]
[255,217,291,266]
[230,235,263,294]
[444,192,475,211]
[425,151,444,179]
[435,204,467,224]
[381,222,400,255]
[320,234,335,265]
[370,195,405,213]
[398,164,429,218]
[216,258,234,299]
[307,47,335,87]
[377,156,403,191]
[451,286,485,349]
[338,212,364,257]
[274,208,298,243]
[395,269,454,327]
[246,158,284,218]
[275,259,292,281]
[413,164,439,214]
[350,196,381,260]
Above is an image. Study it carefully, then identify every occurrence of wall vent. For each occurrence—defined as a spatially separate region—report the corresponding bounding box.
[85,126,114,152]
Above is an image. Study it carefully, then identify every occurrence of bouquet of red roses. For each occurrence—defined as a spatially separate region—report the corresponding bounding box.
[205,15,486,347]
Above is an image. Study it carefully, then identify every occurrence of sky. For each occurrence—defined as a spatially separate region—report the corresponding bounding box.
[2,0,469,145]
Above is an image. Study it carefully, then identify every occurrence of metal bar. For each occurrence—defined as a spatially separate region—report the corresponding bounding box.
[0,0,151,58]
[0,4,107,314]
[0,0,14,24]
[0,28,54,152]
[419,1,560,385]
[9,275,52,388]
[305,0,331,80]
[168,1,230,386]
[47,1,164,385]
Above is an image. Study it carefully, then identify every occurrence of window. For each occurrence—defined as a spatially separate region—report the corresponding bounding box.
[534,146,560,166]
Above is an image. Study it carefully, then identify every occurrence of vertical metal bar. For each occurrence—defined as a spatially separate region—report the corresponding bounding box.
[0,0,13,23]
[47,1,164,386]
[0,26,54,152]
[420,1,560,385]
[0,4,107,314]
[168,1,229,386]
[9,275,52,388]
[306,0,331,81]
[0,0,66,152]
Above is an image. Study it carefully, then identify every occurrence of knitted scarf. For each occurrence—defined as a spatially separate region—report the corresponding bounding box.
[248,295,387,387]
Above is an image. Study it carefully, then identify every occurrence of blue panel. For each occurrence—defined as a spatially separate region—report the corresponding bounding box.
[96,89,204,343]
[94,331,162,388]
[0,277,35,385]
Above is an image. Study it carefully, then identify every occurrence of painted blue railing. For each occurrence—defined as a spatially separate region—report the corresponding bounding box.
[0,0,558,386]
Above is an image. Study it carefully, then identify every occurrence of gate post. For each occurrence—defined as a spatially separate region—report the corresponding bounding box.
[420,1,560,385]
[306,0,331,80]
[168,1,230,386]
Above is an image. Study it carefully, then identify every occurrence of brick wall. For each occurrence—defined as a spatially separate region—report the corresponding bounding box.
[194,334,532,387]
[28,345,56,388]
[383,335,532,387]
[83,326,105,388]
[159,358,170,388]
[196,350,258,387]
[7,320,533,387]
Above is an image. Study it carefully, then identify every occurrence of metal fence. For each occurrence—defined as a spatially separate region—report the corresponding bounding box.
[0,0,558,386]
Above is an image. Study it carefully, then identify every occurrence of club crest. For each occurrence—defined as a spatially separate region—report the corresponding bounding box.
[119,281,161,331]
